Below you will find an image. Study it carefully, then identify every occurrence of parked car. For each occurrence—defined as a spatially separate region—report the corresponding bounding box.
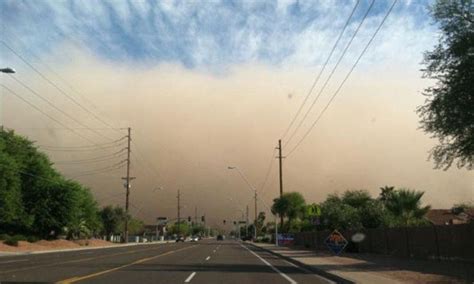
[217,235,224,241]
[175,236,185,242]
[190,236,199,242]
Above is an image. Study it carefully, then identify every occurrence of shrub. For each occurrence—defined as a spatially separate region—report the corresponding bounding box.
[0,234,9,240]
[27,236,39,243]
[4,235,26,246]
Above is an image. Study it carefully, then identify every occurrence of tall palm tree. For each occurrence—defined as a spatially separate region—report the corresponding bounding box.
[379,186,395,203]
[385,189,431,226]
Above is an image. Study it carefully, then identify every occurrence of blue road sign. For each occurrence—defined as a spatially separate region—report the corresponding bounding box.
[324,230,348,255]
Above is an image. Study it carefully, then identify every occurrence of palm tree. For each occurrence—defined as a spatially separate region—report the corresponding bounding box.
[272,192,306,232]
[385,189,430,226]
[379,186,395,203]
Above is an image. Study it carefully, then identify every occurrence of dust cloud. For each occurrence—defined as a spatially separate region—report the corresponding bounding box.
[3,48,473,226]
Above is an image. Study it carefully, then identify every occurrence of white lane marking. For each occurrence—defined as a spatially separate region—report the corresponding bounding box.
[205,256,210,261]
[184,272,196,282]
[240,244,297,284]
[0,259,29,264]
[283,260,336,284]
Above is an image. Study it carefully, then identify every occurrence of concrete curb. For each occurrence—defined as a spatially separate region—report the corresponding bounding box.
[0,241,170,257]
[247,242,354,284]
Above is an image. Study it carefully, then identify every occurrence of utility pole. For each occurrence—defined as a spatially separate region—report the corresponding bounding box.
[177,189,181,236]
[194,206,198,225]
[277,139,284,228]
[254,190,257,239]
[122,127,135,243]
[246,205,249,236]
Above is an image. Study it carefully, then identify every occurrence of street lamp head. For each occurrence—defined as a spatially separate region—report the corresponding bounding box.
[227,166,236,170]
[0,67,16,74]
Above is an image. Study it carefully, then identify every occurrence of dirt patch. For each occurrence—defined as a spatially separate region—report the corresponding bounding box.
[72,239,114,247]
[0,238,114,252]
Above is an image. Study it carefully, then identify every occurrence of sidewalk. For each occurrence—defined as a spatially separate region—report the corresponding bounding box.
[0,240,169,257]
[251,243,472,283]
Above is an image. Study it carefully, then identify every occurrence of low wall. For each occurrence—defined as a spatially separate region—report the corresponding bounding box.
[293,223,474,261]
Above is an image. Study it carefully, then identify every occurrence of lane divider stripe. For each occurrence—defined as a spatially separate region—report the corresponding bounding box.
[57,245,196,284]
[184,272,196,283]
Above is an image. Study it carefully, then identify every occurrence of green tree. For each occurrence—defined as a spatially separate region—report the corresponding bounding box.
[100,206,127,240]
[319,190,386,230]
[65,183,102,239]
[384,189,431,226]
[418,0,474,169]
[379,186,395,203]
[0,146,28,233]
[342,190,372,208]
[167,221,190,236]
[256,211,266,236]
[320,194,361,230]
[272,192,306,232]
[128,218,145,235]
[0,128,107,239]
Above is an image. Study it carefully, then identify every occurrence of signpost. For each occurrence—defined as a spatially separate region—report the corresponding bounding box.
[324,230,348,255]
[306,203,321,217]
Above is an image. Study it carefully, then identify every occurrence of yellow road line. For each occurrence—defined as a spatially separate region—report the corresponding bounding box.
[0,243,178,274]
[56,245,196,284]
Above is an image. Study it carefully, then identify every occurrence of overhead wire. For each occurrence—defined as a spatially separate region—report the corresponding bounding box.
[8,74,114,141]
[1,84,98,145]
[53,149,127,164]
[3,32,119,130]
[286,0,398,157]
[280,0,361,140]
[37,136,125,149]
[284,0,376,148]
[1,40,121,136]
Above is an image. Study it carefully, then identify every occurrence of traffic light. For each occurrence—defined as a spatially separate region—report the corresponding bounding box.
[223,220,226,224]
[233,221,236,225]
[201,215,205,222]
[188,216,191,222]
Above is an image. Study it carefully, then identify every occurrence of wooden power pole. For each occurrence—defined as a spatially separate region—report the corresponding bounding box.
[277,139,284,228]
[122,127,135,243]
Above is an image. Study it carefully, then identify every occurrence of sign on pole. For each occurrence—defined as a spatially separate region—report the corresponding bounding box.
[324,230,348,255]
[307,204,321,217]
[156,217,168,225]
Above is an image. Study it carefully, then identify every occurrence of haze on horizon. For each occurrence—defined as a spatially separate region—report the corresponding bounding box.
[1,0,472,227]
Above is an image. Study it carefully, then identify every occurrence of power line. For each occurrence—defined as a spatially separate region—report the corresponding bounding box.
[55,155,125,165]
[259,148,277,196]
[280,0,361,140]
[37,136,125,149]
[71,165,125,178]
[39,144,123,152]
[53,150,127,164]
[1,40,120,134]
[1,84,97,144]
[3,32,120,131]
[8,75,114,141]
[286,0,398,157]
[69,160,127,177]
[284,0,376,148]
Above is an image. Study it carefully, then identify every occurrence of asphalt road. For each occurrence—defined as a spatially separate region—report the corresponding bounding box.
[0,239,333,284]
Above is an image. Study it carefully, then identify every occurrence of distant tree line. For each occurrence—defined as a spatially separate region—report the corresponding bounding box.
[0,128,143,241]
[270,186,435,234]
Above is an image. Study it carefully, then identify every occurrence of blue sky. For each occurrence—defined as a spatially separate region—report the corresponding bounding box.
[1,0,435,69]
